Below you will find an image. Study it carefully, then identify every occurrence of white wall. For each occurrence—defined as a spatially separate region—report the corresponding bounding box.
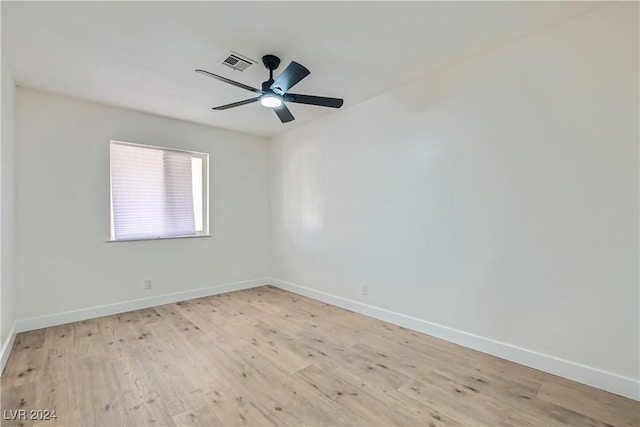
[1,51,17,352]
[271,2,639,396]
[15,88,270,320]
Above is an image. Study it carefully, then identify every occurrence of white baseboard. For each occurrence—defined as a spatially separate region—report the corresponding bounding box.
[15,277,271,333]
[1,322,17,375]
[270,278,640,401]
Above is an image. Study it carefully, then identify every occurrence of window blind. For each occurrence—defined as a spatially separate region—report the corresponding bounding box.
[110,142,196,240]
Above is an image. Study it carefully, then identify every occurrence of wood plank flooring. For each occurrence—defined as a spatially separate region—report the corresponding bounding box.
[1,286,638,426]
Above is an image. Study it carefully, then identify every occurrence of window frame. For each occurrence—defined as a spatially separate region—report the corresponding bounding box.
[108,140,210,242]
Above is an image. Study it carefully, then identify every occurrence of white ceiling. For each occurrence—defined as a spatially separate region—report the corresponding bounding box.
[2,1,606,138]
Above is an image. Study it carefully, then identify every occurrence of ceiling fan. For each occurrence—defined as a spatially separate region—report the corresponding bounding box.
[195,55,343,123]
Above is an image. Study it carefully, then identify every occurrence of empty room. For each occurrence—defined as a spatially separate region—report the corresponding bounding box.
[0,1,638,426]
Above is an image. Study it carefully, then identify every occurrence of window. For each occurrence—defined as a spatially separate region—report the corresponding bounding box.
[109,140,209,241]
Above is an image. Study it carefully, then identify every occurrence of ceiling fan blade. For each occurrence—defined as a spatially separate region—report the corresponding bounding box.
[270,62,310,95]
[274,104,295,123]
[212,97,260,110]
[284,93,344,108]
[195,69,262,94]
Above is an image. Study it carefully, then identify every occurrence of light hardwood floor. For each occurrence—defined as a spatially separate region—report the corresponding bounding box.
[1,286,638,426]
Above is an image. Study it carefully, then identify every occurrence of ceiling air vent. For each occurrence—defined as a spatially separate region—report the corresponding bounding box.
[219,51,255,72]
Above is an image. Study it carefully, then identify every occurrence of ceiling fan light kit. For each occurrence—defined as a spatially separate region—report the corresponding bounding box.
[260,94,282,108]
[196,54,344,123]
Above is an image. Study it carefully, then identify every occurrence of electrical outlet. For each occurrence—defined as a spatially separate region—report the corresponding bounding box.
[144,278,153,290]
[361,285,368,296]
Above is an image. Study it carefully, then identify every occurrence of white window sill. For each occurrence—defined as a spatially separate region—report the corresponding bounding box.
[106,234,212,243]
